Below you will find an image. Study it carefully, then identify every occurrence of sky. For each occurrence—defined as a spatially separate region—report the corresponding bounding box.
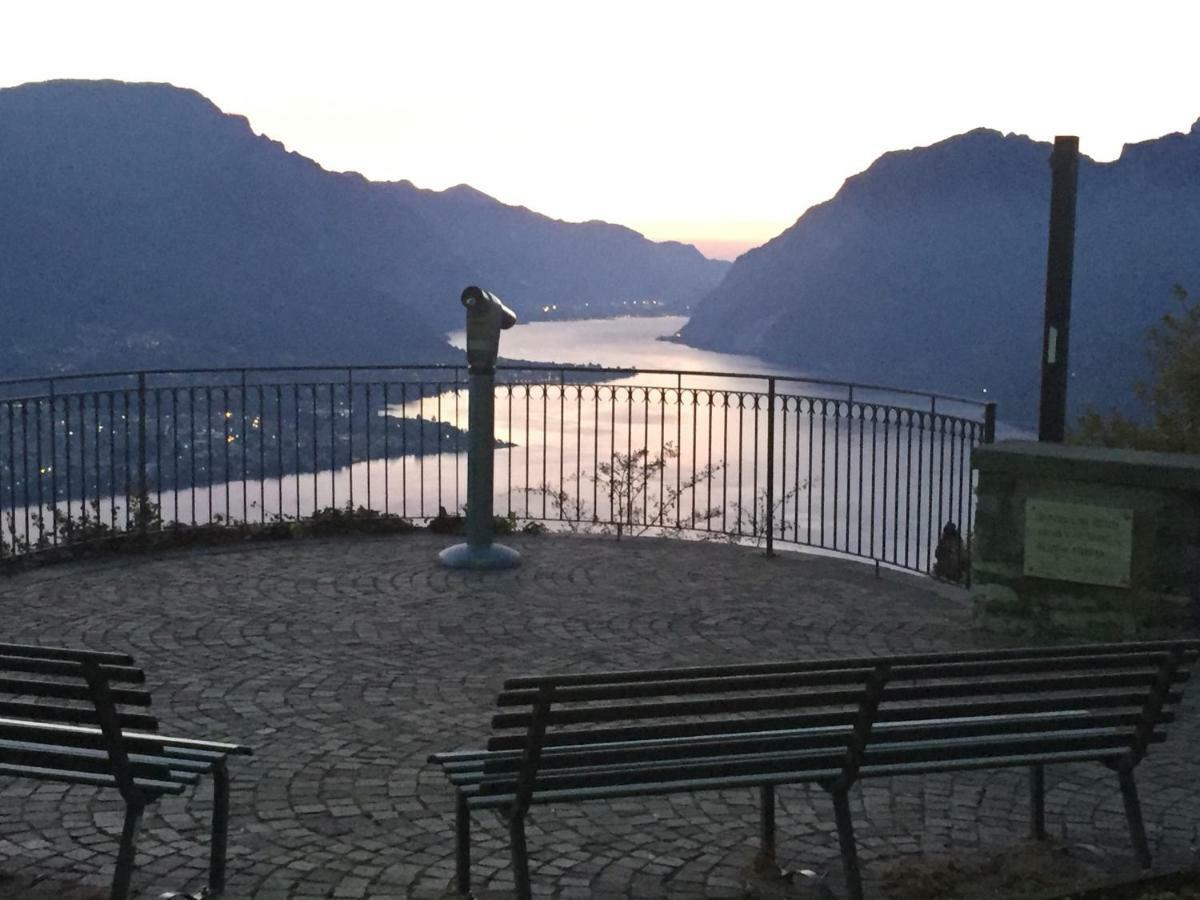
[3,0,1199,260]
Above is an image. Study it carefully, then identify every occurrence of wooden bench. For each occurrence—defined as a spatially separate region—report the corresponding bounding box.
[0,642,252,899]
[430,639,1199,900]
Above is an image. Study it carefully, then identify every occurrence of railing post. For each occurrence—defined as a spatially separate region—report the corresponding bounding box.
[241,369,249,524]
[137,372,147,533]
[346,367,353,510]
[765,377,776,558]
[48,379,57,543]
[984,402,997,444]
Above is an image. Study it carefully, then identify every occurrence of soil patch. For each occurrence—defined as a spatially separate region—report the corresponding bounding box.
[0,866,107,900]
[880,839,1101,899]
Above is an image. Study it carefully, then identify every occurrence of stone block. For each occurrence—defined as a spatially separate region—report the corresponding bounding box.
[972,440,1200,639]
[971,582,1030,617]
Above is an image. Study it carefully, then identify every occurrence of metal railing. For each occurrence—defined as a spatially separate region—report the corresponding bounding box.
[0,365,995,575]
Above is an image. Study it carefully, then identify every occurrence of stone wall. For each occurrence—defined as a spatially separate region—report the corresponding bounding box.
[972,440,1200,640]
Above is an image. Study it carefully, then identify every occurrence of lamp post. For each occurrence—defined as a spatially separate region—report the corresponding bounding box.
[438,286,522,570]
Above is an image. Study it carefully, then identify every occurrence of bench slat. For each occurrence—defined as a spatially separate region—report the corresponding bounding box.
[0,761,189,795]
[0,676,152,707]
[497,651,1191,706]
[0,737,212,775]
[0,700,159,731]
[0,717,251,757]
[158,737,254,757]
[492,686,864,730]
[0,643,135,666]
[501,641,1200,689]
[464,746,1134,810]
[456,709,1159,780]
[0,718,148,754]
[484,691,1171,752]
[0,654,145,684]
[473,727,1149,797]
[492,673,1176,732]
[499,667,870,705]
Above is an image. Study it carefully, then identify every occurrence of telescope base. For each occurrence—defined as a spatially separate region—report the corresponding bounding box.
[438,541,522,571]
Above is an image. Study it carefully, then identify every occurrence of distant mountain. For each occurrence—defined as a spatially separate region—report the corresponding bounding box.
[386,182,728,329]
[0,80,726,377]
[678,122,1200,426]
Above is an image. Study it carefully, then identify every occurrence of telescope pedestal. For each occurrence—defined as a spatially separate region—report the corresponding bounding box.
[438,363,523,571]
[438,540,521,570]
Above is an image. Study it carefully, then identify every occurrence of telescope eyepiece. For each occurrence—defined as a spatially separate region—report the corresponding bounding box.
[461,285,489,309]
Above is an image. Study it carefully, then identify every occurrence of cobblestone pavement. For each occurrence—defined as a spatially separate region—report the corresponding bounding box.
[0,534,1197,899]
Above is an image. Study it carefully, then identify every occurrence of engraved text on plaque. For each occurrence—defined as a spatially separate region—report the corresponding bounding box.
[1023,499,1133,588]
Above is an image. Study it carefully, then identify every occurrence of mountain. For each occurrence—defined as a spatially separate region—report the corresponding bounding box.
[678,122,1200,426]
[0,80,727,378]
[386,182,728,329]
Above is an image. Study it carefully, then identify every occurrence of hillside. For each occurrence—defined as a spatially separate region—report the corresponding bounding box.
[386,181,727,326]
[679,122,1200,425]
[0,79,726,377]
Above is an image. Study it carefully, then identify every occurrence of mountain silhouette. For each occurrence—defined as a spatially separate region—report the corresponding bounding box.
[0,79,726,377]
[386,181,728,330]
[678,122,1200,426]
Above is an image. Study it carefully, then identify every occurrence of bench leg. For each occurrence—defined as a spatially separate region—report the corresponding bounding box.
[210,759,230,895]
[1029,764,1046,840]
[1118,768,1152,869]
[509,811,532,900]
[110,799,145,900]
[757,784,777,867]
[455,792,471,895]
[831,788,863,900]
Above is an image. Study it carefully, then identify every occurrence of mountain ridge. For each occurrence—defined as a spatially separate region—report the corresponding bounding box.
[680,119,1200,425]
[0,79,726,377]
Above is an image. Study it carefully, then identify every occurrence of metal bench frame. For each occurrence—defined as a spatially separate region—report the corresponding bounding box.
[430,640,1199,900]
[0,642,252,899]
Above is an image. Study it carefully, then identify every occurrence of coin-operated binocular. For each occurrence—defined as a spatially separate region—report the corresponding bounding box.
[462,286,516,373]
[438,286,522,571]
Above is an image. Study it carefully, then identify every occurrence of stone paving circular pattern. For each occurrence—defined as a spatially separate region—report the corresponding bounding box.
[0,533,1197,899]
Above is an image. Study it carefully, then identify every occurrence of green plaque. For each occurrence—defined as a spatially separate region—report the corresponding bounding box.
[1023,499,1133,587]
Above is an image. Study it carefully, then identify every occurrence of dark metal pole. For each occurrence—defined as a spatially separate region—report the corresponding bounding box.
[764,378,775,557]
[1038,136,1080,442]
[137,372,148,531]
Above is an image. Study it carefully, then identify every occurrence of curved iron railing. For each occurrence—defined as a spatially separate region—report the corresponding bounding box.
[0,365,995,575]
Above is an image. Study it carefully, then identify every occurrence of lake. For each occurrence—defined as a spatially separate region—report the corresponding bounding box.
[4,317,992,575]
[452,315,804,379]
[400,317,988,572]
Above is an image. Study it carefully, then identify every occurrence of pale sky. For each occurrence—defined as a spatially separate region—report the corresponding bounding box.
[3,0,1198,259]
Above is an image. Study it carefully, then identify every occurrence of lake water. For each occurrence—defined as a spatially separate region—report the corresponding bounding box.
[395,317,988,571]
[5,317,991,574]
[452,316,804,380]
